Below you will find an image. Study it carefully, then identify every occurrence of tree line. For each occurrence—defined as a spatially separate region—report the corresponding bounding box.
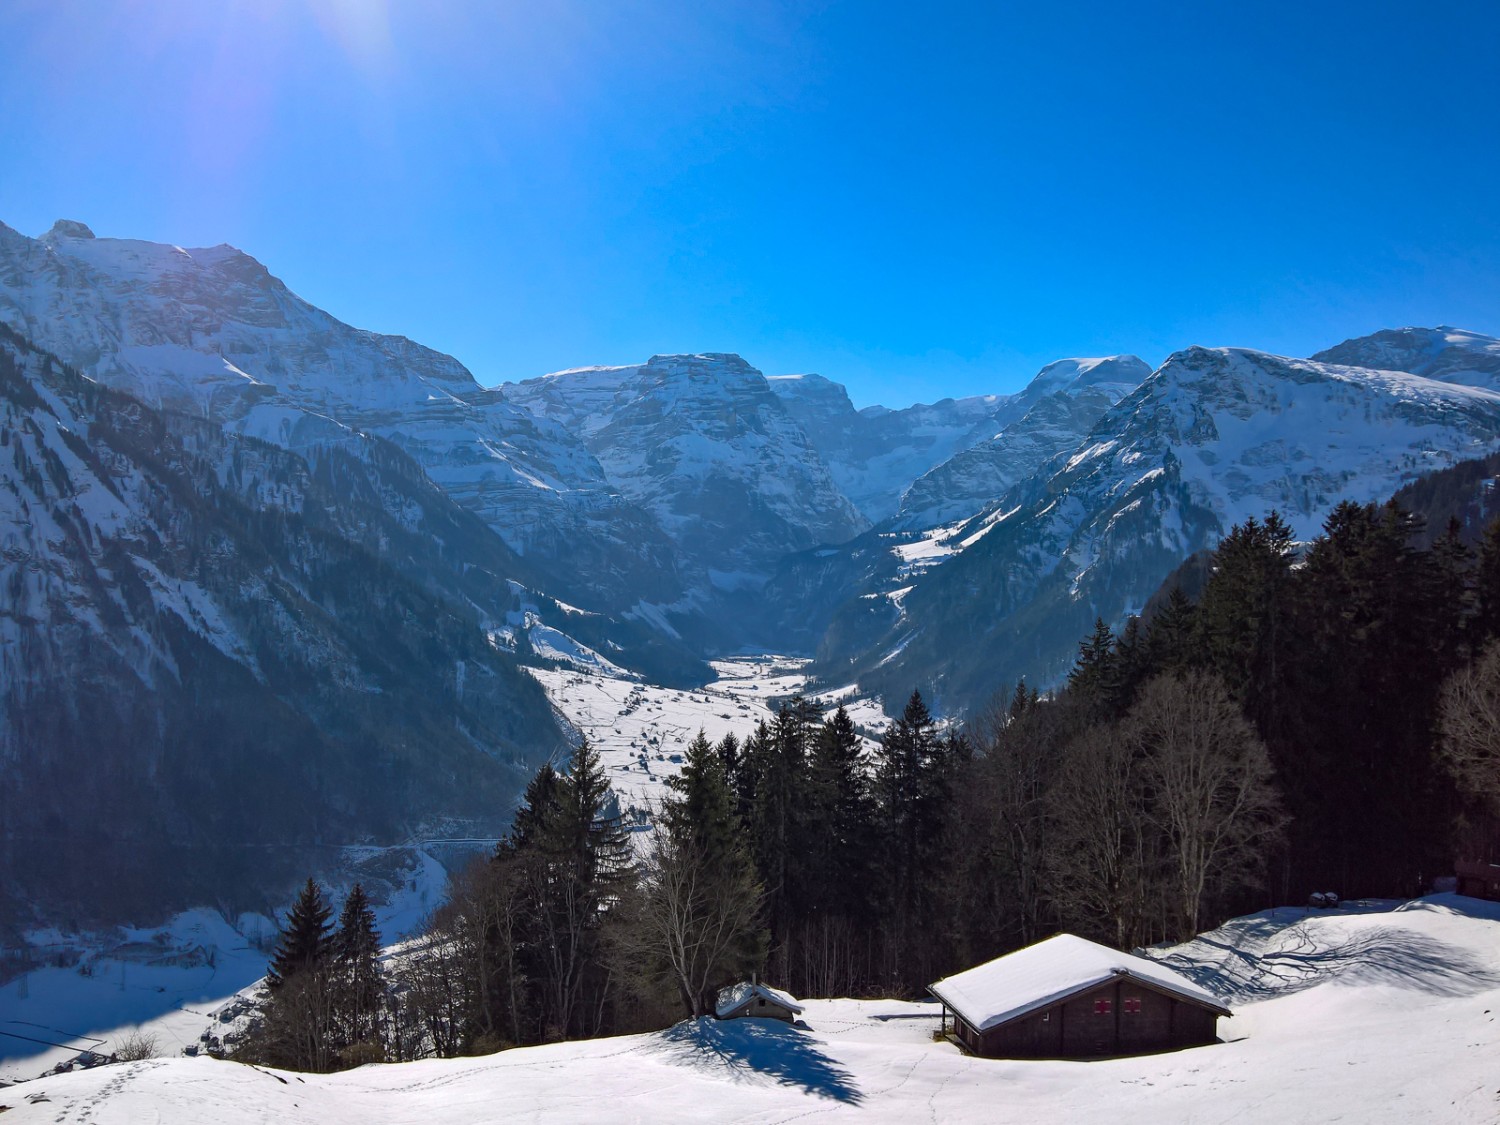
[238,497,1500,1069]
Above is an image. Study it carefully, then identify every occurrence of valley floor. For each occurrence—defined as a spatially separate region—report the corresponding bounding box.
[4,895,1498,1124]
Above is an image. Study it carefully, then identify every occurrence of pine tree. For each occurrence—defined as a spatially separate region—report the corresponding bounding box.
[1067,618,1120,719]
[1194,512,1295,737]
[872,690,949,987]
[807,706,876,922]
[267,878,334,990]
[665,731,742,862]
[528,737,633,1041]
[1144,586,1199,675]
[252,878,337,1071]
[1007,679,1037,723]
[332,883,383,1054]
[1474,519,1500,644]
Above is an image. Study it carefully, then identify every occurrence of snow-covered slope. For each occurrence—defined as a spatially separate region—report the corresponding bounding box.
[5,894,1497,1123]
[821,341,1500,711]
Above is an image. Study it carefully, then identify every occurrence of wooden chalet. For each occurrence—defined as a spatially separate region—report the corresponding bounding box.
[929,933,1231,1059]
[715,982,804,1023]
[1455,813,1500,901]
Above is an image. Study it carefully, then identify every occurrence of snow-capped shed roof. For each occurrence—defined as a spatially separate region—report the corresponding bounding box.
[715,982,804,1019]
[929,934,1231,1033]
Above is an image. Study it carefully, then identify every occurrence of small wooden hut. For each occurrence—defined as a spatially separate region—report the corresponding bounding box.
[715,982,804,1023]
[929,933,1230,1059]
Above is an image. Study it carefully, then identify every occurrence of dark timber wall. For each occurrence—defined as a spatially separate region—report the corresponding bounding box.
[955,979,1221,1059]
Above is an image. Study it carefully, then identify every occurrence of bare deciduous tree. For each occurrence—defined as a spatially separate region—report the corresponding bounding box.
[1127,670,1285,939]
[627,825,764,1018]
[1439,644,1500,815]
[1047,724,1157,949]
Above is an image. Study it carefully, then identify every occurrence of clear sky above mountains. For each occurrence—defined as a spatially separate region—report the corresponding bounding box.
[2,0,1497,407]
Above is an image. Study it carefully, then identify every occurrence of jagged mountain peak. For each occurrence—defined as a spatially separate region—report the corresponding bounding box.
[41,218,95,240]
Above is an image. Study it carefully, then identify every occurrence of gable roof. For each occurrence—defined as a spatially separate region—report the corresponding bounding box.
[929,933,1231,1033]
[715,981,804,1019]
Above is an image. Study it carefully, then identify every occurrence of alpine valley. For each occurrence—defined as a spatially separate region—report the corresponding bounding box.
[4,217,1500,930]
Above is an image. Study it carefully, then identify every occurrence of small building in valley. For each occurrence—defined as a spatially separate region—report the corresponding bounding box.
[929,933,1231,1059]
[715,982,804,1023]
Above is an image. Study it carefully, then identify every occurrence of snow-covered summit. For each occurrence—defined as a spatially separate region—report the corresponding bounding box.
[1313,325,1500,390]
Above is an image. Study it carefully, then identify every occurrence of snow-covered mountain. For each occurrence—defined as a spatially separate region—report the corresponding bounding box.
[0,323,568,925]
[767,375,1009,522]
[824,342,1500,712]
[0,220,684,619]
[1313,325,1500,388]
[894,355,1150,528]
[506,353,867,618]
[8,218,1500,723]
[767,356,1150,525]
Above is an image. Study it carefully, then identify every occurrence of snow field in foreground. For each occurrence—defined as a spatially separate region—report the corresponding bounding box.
[4,895,1499,1124]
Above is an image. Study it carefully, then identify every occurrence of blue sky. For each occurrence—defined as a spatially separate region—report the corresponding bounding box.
[2,1,1497,407]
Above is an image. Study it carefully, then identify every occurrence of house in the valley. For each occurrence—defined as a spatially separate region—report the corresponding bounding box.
[929,933,1231,1059]
[715,981,804,1023]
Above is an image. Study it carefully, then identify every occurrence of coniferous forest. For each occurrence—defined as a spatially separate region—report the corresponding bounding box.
[236,492,1500,1071]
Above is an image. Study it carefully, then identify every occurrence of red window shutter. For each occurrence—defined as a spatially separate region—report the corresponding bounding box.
[1124,997,1142,1014]
[1094,998,1112,1015]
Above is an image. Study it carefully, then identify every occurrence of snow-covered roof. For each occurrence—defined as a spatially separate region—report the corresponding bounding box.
[929,934,1231,1032]
[715,981,804,1018]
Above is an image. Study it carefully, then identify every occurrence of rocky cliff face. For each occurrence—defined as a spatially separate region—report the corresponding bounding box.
[767,375,1012,523]
[507,353,868,627]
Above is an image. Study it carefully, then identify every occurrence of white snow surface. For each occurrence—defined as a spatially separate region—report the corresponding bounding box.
[526,657,884,816]
[4,895,1500,1122]
[929,933,1229,1033]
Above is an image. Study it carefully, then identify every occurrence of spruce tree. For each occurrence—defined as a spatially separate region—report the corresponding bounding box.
[1067,618,1120,719]
[267,878,334,990]
[807,706,875,922]
[332,883,383,1052]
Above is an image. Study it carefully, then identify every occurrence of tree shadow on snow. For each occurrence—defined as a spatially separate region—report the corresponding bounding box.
[1150,924,1500,1004]
[654,1017,863,1104]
